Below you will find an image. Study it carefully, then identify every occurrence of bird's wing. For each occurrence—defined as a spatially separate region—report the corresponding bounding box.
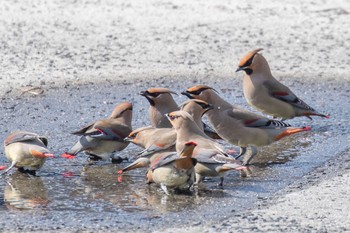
[4,131,39,146]
[150,152,178,170]
[227,108,290,129]
[137,142,176,158]
[263,80,316,111]
[194,149,235,164]
[71,122,95,135]
[74,120,130,142]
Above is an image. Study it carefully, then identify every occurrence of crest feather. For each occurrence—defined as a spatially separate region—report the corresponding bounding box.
[238,48,263,67]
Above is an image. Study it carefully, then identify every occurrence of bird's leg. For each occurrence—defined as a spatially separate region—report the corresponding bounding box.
[87,153,102,161]
[160,184,170,196]
[0,161,16,176]
[111,154,127,164]
[218,176,224,187]
[235,147,247,160]
[242,146,258,165]
[195,173,203,185]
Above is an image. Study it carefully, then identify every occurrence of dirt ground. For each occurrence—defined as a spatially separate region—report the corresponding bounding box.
[0,0,349,232]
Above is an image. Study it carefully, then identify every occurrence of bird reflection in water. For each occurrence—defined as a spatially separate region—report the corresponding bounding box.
[4,172,48,210]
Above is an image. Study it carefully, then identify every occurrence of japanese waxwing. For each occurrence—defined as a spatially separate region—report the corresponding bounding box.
[123,126,176,157]
[146,141,197,195]
[1,131,54,175]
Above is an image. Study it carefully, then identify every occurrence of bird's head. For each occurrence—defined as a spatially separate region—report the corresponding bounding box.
[180,99,213,117]
[139,88,177,106]
[109,102,133,119]
[236,48,269,75]
[165,111,194,129]
[181,85,218,103]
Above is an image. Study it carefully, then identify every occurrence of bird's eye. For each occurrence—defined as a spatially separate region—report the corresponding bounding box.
[241,55,255,68]
[191,90,202,95]
[168,115,177,121]
[189,88,208,95]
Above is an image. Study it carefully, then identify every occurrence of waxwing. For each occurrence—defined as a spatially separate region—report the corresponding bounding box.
[236,48,329,120]
[139,88,178,128]
[146,141,197,195]
[182,85,311,165]
[1,131,54,175]
[61,102,133,161]
[166,111,245,186]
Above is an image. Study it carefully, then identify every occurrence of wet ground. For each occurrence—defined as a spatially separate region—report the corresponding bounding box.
[0,75,348,232]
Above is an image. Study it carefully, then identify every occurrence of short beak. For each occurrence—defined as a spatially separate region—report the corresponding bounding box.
[235,67,245,72]
[123,137,132,143]
[165,113,171,120]
[139,91,146,96]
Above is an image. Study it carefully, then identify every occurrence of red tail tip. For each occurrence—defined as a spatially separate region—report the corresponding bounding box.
[117,170,123,174]
[0,165,7,171]
[61,153,76,159]
[303,126,312,131]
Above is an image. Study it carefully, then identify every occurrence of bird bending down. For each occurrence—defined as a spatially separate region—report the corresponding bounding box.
[166,111,245,186]
[119,126,177,173]
[182,85,311,165]
[61,102,133,162]
[236,48,329,120]
[1,131,55,176]
[146,141,198,195]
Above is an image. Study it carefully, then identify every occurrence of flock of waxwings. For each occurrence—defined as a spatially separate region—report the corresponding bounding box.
[1,49,329,195]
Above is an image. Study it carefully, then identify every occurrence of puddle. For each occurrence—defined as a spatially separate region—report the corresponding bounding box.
[0,76,349,231]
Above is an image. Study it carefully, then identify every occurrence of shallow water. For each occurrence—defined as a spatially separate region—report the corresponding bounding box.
[0,76,349,231]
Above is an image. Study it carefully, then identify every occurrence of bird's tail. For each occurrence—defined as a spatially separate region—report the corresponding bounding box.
[275,126,311,141]
[304,112,330,120]
[118,158,150,174]
[218,162,246,172]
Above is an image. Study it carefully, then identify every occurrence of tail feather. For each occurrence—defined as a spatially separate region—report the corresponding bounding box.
[218,163,246,172]
[304,112,330,119]
[275,126,311,141]
[121,158,150,173]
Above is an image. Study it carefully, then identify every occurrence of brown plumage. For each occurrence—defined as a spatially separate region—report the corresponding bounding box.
[166,111,245,186]
[146,141,197,195]
[61,102,133,161]
[236,48,329,120]
[2,131,54,175]
[140,88,178,128]
[182,85,311,165]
